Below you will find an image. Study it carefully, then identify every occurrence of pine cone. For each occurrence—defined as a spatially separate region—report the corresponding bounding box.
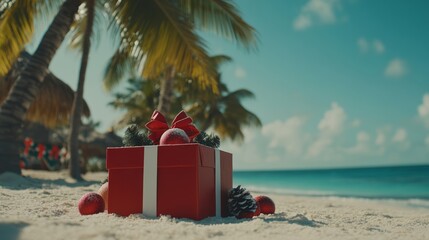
[227,185,257,217]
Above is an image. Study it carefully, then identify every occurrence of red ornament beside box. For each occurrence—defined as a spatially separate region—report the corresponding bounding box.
[106,143,232,220]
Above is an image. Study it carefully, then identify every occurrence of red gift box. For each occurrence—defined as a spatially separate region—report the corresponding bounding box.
[106,144,232,220]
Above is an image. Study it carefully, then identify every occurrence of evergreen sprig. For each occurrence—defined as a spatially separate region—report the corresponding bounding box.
[193,132,220,148]
[123,124,153,146]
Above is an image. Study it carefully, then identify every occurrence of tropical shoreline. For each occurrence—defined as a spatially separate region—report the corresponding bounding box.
[1,170,428,239]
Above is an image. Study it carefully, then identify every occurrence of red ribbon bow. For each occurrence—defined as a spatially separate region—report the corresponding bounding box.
[145,110,200,144]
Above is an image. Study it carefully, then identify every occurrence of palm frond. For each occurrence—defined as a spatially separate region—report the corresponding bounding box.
[179,0,258,50]
[103,48,138,90]
[225,89,255,100]
[0,0,36,76]
[34,0,63,22]
[110,0,218,91]
[210,54,233,69]
[68,0,107,50]
[108,78,159,129]
[0,0,13,17]
[103,0,122,47]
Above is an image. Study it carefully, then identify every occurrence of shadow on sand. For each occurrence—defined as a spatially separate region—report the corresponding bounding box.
[262,213,327,227]
[0,222,29,240]
[130,212,326,228]
[0,172,100,190]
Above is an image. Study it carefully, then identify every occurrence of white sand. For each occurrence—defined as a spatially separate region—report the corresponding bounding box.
[1,170,428,240]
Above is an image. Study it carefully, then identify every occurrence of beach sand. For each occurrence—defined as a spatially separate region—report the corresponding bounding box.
[1,170,428,240]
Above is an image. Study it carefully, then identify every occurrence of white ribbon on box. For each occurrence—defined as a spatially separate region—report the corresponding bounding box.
[143,146,158,217]
[215,148,221,217]
[142,146,222,218]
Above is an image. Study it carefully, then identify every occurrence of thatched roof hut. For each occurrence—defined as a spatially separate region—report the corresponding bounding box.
[0,51,91,128]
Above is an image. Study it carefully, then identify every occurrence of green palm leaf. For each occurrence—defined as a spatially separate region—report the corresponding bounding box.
[68,0,107,50]
[224,89,255,101]
[0,0,36,76]
[103,48,138,90]
[107,0,217,90]
[210,54,233,69]
[180,0,258,50]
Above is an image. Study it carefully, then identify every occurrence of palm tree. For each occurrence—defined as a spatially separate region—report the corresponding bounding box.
[66,0,95,180]
[0,0,257,174]
[179,55,262,141]
[0,0,201,175]
[110,55,261,142]
[186,81,261,142]
[109,78,160,129]
[103,0,258,118]
[0,0,80,174]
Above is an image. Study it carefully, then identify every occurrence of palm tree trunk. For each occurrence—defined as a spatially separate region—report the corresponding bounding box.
[157,66,176,117]
[0,0,80,174]
[68,0,95,180]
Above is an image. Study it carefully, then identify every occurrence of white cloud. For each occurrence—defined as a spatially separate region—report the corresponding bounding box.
[293,15,312,30]
[351,119,361,128]
[307,137,332,157]
[308,102,346,157]
[357,38,369,53]
[385,58,407,78]
[262,103,347,159]
[391,128,410,150]
[418,93,429,128]
[293,0,341,30]
[375,131,386,146]
[318,102,346,135]
[373,39,385,54]
[262,117,308,156]
[392,128,407,143]
[357,131,370,142]
[357,38,385,54]
[347,131,371,154]
[234,67,246,79]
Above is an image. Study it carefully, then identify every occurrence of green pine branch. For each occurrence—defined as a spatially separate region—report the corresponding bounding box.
[123,124,153,146]
[194,131,220,148]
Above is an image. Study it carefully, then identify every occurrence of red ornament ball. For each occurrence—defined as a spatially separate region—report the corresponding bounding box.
[160,128,190,145]
[78,192,105,215]
[254,195,275,214]
[97,182,109,210]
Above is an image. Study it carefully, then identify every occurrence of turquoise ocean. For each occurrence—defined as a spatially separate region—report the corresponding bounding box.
[233,164,429,207]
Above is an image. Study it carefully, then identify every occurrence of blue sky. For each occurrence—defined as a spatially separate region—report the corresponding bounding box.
[30,0,429,170]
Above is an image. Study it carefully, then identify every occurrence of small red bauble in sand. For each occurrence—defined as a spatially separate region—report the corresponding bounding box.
[97,182,109,210]
[159,128,190,145]
[254,195,275,214]
[78,192,105,215]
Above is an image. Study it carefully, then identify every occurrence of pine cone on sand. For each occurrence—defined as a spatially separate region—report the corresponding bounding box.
[227,185,257,217]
